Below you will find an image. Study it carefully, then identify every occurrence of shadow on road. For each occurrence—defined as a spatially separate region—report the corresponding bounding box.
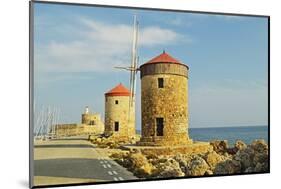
[34,144,95,149]
[34,158,111,180]
[51,138,89,141]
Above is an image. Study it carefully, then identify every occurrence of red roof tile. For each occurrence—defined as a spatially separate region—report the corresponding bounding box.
[105,83,131,96]
[143,51,182,65]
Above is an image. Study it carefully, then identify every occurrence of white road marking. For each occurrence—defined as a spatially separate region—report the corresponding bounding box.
[118,177,124,180]
[113,177,118,181]
[108,171,113,175]
[100,161,104,164]
[107,164,111,168]
[113,171,118,175]
[104,160,108,163]
[102,164,107,168]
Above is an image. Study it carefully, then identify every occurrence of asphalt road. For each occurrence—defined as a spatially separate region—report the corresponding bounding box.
[33,137,137,186]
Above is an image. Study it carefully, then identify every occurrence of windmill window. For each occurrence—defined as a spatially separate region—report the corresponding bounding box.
[114,121,119,131]
[158,78,164,88]
[115,100,119,104]
[114,122,119,131]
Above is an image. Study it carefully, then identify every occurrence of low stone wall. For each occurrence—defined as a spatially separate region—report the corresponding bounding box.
[122,141,212,156]
[88,134,141,148]
[137,136,193,146]
[54,123,104,137]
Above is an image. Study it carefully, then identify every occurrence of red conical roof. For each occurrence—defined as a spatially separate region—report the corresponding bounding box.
[105,83,131,96]
[144,51,182,65]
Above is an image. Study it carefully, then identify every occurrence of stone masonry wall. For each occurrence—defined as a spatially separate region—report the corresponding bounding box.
[139,65,191,146]
[82,114,96,125]
[104,96,135,141]
[54,123,104,137]
[81,113,104,132]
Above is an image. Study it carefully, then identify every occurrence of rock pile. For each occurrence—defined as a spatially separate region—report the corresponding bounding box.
[89,134,141,149]
[110,139,268,178]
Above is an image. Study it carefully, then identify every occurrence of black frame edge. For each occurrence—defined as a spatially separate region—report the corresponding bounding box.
[29,1,35,188]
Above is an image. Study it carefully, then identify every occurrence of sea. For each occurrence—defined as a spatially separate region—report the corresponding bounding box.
[136,125,268,146]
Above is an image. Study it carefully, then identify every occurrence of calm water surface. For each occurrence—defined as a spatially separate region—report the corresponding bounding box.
[137,126,268,146]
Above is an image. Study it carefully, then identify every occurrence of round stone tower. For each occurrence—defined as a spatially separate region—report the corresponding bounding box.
[104,83,135,141]
[81,106,94,125]
[138,51,192,146]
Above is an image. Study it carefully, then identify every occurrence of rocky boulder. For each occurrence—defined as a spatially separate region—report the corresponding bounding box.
[214,159,242,174]
[203,151,227,171]
[173,154,193,173]
[235,140,247,151]
[185,156,210,176]
[250,139,268,154]
[226,140,248,155]
[210,140,229,154]
[234,147,255,169]
[234,139,268,172]
[152,158,185,178]
[127,152,154,177]
[110,152,132,168]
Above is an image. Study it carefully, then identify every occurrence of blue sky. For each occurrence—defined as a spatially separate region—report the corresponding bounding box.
[33,2,268,128]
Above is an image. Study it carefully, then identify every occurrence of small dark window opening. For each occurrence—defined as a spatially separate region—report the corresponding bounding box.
[114,122,119,131]
[90,120,95,125]
[158,78,164,88]
[156,117,164,136]
[115,100,119,104]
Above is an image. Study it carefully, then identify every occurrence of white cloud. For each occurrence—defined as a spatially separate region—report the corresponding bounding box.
[35,17,188,75]
[140,26,184,46]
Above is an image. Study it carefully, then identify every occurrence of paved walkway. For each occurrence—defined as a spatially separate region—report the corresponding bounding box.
[33,137,137,186]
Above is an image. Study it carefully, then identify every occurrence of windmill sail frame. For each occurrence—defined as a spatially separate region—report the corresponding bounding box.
[129,15,139,108]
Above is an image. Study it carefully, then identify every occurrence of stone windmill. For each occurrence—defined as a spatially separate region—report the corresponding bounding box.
[104,15,139,141]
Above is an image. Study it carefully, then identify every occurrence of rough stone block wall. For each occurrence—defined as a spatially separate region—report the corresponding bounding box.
[81,113,104,133]
[136,142,212,156]
[53,124,82,137]
[82,114,96,125]
[53,123,104,137]
[140,65,190,146]
[104,96,135,141]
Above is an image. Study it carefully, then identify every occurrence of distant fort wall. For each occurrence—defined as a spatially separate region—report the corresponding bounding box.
[53,112,104,137]
[54,123,104,137]
[82,114,101,125]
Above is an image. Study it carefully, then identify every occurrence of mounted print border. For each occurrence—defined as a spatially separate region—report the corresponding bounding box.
[29,0,270,188]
